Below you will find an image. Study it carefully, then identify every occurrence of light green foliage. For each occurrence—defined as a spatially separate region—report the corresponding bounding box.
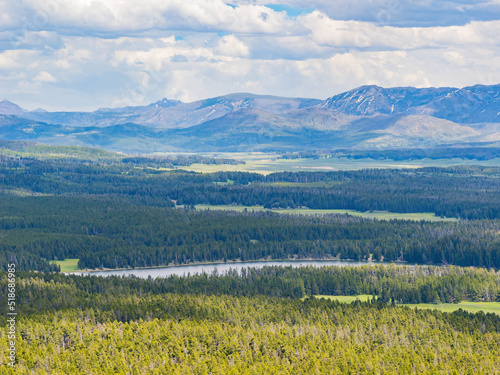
[1,293,500,374]
[401,301,500,315]
[0,143,121,161]
[179,154,500,174]
[49,259,80,273]
[314,295,375,303]
[193,204,458,221]
[321,295,500,316]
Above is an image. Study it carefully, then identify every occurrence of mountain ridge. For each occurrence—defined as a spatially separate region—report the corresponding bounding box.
[1,84,499,152]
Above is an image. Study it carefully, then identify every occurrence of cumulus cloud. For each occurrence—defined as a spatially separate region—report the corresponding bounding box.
[215,35,250,57]
[0,50,39,69]
[33,71,57,83]
[232,0,500,26]
[0,0,499,110]
[3,0,293,35]
[301,12,500,50]
[8,31,64,50]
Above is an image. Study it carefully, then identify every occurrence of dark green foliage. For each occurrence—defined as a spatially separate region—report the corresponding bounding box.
[121,154,243,168]
[1,154,500,219]
[1,265,499,321]
[173,167,500,219]
[1,195,500,271]
[2,146,500,373]
[280,147,500,161]
[2,272,500,374]
[1,153,500,271]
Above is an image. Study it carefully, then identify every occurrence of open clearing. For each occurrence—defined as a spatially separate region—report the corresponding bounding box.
[175,154,500,174]
[192,204,458,222]
[314,295,375,303]
[260,181,344,187]
[400,301,500,315]
[319,295,500,315]
[50,258,80,272]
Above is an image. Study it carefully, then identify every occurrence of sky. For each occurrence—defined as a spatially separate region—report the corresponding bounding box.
[1,0,500,111]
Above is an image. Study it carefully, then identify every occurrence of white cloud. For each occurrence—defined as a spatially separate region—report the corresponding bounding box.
[215,35,250,57]
[442,50,466,66]
[107,45,500,106]
[33,71,57,83]
[0,50,39,69]
[301,12,500,50]
[6,0,293,35]
[0,1,499,110]
[232,1,500,26]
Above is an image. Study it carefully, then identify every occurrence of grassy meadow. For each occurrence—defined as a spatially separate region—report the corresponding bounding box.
[50,258,80,273]
[191,204,458,222]
[319,295,500,315]
[400,301,500,315]
[313,295,375,303]
[175,153,500,174]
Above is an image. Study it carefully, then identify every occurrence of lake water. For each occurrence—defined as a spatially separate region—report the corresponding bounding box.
[77,260,382,279]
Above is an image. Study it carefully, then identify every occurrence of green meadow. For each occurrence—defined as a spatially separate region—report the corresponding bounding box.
[318,295,500,315]
[176,154,500,174]
[192,204,458,222]
[313,295,375,303]
[0,144,121,161]
[50,258,80,273]
[400,301,500,315]
[260,181,344,187]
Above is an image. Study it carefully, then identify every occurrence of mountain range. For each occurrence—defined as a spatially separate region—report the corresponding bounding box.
[1,84,499,152]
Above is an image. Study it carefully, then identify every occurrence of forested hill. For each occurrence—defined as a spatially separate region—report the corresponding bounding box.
[4,265,499,310]
[1,148,500,373]
[2,269,500,373]
[1,196,499,271]
[1,154,500,219]
[1,154,500,271]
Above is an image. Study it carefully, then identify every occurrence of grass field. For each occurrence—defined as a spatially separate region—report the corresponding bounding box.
[400,301,500,315]
[0,188,51,197]
[191,204,458,222]
[176,154,500,174]
[313,295,375,303]
[0,144,121,161]
[213,179,234,185]
[260,181,344,187]
[317,295,500,315]
[50,258,80,273]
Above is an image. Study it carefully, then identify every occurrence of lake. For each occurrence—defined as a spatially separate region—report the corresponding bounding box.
[76,260,384,279]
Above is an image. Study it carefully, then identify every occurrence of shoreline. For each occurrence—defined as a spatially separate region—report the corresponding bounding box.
[69,257,408,274]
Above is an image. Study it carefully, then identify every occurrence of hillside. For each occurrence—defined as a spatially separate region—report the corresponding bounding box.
[1,85,499,152]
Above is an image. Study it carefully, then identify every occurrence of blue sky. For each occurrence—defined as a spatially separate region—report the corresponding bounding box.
[0,0,499,110]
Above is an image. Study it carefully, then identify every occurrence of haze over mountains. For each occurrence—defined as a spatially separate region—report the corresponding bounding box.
[1,84,499,152]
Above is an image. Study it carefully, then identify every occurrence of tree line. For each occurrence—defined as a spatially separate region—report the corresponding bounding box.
[1,196,499,271]
[1,271,500,374]
[1,154,500,219]
[1,265,499,313]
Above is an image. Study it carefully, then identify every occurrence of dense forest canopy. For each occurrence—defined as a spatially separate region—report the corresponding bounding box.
[279,147,500,161]
[1,265,499,314]
[1,151,500,271]
[1,270,500,374]
[1,196,499,271]
[1,154,500,219]
[1,145,500,373]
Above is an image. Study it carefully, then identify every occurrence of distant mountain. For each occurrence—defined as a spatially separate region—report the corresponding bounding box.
[320,84,500,124]
[320,85,454,116]
[0,100,25,117]
[425,84,500,123]
[1,85,499,152]
[20,93,322,129]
